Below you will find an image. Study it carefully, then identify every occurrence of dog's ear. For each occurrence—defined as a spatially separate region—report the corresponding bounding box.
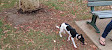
[78,35,81,39]
[78,34,83,39]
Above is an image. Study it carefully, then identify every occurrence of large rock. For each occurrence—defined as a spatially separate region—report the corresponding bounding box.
[19,0,39,12]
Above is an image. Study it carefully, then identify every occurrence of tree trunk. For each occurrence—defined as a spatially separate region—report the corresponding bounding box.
[19,0,39,12]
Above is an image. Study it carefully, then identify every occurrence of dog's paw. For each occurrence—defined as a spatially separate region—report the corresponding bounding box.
[73,45,77,48]
[74,46,77,48]
[67,39,70,41]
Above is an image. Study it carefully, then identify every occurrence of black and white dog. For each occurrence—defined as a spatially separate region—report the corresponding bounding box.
[56,23,85,48]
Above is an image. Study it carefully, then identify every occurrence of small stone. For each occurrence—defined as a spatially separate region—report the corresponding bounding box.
[54,40,56,43]
[51,18,53,19]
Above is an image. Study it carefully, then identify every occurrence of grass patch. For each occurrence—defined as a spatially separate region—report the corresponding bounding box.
[0,20,3,38]
[69,0,73,2]
[0,20,64,50]
[59,1,64,4]
[60,13,67,17]
[0,0,18,11]
[71,10,76,15]
[41,0,91,20]
[42,0,66,11]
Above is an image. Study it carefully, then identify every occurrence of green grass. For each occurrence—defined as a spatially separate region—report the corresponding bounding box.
[41,0,92,20]
[0,0,18,11]
[0,20,3,38]
[0,19,65,50]
[60,13,67,16]
[59,1,64,4]
[43,0,66,11]
[69,0,73,2]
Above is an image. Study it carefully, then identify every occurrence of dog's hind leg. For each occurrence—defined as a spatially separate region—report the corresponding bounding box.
[63,30,66,34]
[71,37,77,48]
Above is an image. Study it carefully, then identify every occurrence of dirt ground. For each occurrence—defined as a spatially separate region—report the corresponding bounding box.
[0,4,99,50]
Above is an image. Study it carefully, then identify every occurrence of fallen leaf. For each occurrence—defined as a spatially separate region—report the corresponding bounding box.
[4,12,7,13]
[59,11,63,14]
[92,45,97,49]
[20,26,24,28]
[3,30,10,33]
[56,31,59,34]
[0,3,4,6]
[9,24,12,26]
[54,46,56,50]
[90,45,97,49]
[72,15,76,18]
[87,49,91,50]
[62,39,65,42]
[59,46,63,50]
[14,27,18,29]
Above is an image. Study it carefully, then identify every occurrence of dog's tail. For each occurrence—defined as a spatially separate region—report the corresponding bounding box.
[56,26,60,29]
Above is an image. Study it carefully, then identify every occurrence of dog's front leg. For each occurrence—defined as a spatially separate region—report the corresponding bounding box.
[71,37,77,48]
[67,35,71,41]
[59,31,62,37]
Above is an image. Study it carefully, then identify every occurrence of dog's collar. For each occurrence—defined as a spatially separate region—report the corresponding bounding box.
[76,34,79,38]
